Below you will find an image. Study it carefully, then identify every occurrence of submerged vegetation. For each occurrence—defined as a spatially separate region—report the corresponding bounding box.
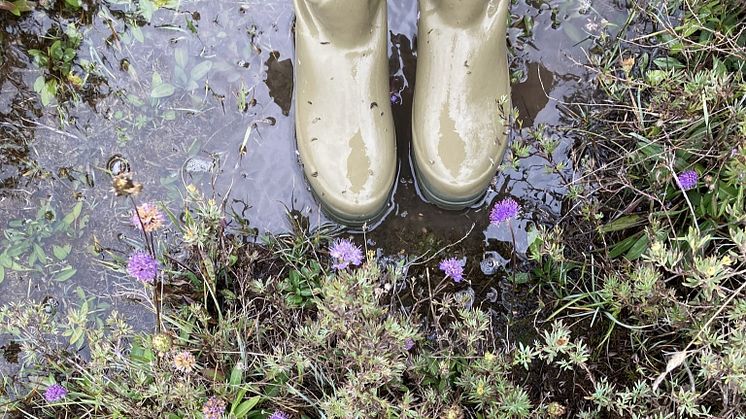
[0,0,745,417]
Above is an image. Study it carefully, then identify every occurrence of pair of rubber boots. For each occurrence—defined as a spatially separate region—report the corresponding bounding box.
[294,0,511,225]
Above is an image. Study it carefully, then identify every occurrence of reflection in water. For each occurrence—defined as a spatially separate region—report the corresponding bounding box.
[265,51,293,116]
[0,0,629,322]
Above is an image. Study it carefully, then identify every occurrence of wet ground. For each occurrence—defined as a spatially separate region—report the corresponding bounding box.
[0,0,629,331]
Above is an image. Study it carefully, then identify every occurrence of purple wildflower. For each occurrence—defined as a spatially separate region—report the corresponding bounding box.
[202,396,226,419]
[269,411,290,419]
[439,257,465,282]
[676,170,698,191]
[403,338,415,351]
[43,384,67,403]
[489,198,520,224]
[329,238,364,270]
[126,251,159,283]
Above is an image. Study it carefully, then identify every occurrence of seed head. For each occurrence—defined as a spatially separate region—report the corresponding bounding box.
[172,350,196,373]
[131,203,165,232]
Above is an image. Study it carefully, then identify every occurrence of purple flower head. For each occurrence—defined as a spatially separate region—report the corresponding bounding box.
[329,238,364,270]
[127,251,159,283]
[269,411,290,419]
[676,170,698,191]
[390,93,402,105]
[202,396,226,419]
[403,338,415,351]
[489,198,520,224]
[439,257,465,282]
[44,384,67,403]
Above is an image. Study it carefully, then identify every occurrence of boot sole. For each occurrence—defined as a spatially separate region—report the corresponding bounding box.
[411,152,485,211]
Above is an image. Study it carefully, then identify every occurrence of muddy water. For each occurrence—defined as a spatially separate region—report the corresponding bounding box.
[0,0,629,325]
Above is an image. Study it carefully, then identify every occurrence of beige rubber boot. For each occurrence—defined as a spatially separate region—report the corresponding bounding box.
[293,0,396,225]
[412,0,511,209]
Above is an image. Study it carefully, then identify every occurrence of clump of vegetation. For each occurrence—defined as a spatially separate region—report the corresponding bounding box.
[529,0,746,416]
[1,0,745,418]
[0,179,584,417]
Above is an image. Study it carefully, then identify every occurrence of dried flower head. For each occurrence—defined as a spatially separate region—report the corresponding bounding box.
[489,198,520,224]
[43,384,67,403]
[131,203,165,232]
[112,173,142,197]
[439,257,465,282]
[172,350,196,373]
[152,333,173,353]
[202,396,226,419]
[329,238,363,270]
[676,170,698,191]
[547,402,567,417]
[445,404,464,419]
[126,251,159,283]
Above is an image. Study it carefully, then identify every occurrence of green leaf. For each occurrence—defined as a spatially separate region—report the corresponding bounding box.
[0,266,4,284]
[229,365,243,386]
[28,49,48,67]
[130,343,155,364]
[62,47,76,63]
[653,56,685,70]
[599,215,643,233]
[152,70,163,86]
[33,244,47,264]
[33,75,45,93]
[62,201,83,226]
[54,266,77,282]
[64,0,81,9]
[625,235,649,260]
[175,47,188,68]
[53,244,72,260]
[162,110,176,121]
[6,242,28,258]
[40,79,58,106]
[233,396,261,418]
[174,66,188,86]
[139,0,154,22]
[49,40,64,60]
[70,326,85,347]
[151,83,175,98]
[127,94,145,107]
[186,17,197,34]
[130,24,144,43]
[0,253,10,268]
[190,61,212,81]
[608,233,641,259]
[9,261,26,271]
[0,0,21,15]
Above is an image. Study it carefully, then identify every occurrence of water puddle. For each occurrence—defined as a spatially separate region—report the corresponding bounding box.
[0,0,630,330]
